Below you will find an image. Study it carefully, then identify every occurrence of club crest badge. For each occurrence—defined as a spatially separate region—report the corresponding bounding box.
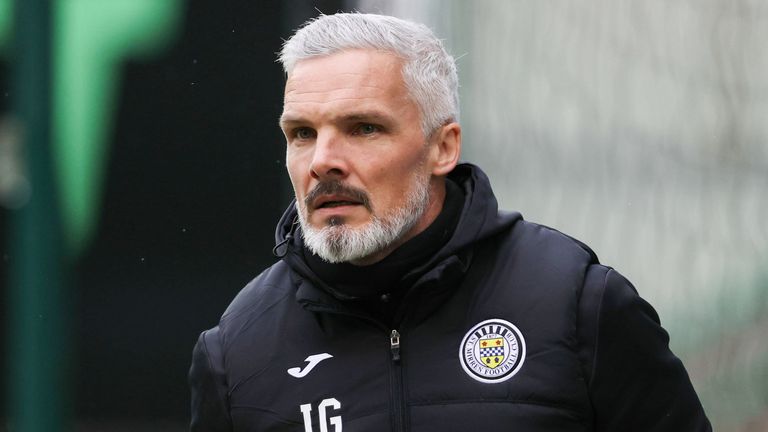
[459,318,526,383]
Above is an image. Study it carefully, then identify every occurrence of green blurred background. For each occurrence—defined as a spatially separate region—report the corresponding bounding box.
[1,0,766,430]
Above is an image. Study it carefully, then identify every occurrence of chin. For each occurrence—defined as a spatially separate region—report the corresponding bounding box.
[326,215,346,227]
[313,215,370,229]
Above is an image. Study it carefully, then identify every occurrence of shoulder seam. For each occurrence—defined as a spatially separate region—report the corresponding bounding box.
[588,266,612,388]
[523,221,600,264]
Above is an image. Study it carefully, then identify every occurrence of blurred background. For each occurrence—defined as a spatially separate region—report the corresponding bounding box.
[0,0,765,430]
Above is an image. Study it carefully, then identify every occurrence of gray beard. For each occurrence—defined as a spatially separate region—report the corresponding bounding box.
[298,172,431,264]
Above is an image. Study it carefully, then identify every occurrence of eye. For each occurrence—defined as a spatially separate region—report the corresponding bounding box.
[293,127,315,140]
[354,123,380,136]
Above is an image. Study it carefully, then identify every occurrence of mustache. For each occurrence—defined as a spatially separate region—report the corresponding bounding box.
[304,180,372,212]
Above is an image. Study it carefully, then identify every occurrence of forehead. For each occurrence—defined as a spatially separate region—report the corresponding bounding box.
[282,49,411,117]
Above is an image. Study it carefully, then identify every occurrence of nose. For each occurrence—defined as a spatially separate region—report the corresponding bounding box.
[309,130,348,180]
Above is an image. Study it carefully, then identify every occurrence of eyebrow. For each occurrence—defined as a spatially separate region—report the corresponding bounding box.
[279,110,396,128]
[278,114,302,128]
[339,111,394,123]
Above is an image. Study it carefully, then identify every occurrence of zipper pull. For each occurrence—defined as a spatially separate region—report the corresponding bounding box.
[390,329,401,362]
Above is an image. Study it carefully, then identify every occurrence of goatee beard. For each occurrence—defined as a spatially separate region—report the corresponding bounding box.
[297,173,431,264]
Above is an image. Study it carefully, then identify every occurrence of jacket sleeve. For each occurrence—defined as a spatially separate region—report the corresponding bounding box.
[189,327,233,432]
[577,265,712,431]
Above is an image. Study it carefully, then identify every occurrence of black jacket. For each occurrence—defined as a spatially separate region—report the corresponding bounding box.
[189,164,711,431]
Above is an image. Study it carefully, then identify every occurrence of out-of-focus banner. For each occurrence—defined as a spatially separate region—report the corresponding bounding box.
[359,1,768,431]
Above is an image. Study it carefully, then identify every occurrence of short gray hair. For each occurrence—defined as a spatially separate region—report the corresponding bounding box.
[279,13,459,137]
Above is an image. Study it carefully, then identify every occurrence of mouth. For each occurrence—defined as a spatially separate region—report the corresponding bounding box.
[314,196,364,211]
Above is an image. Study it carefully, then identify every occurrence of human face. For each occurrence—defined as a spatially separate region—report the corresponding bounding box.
[280,49,443,264]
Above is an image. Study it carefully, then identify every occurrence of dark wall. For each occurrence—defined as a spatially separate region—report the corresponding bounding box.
[73,0,286,420]
[2,0,346,427]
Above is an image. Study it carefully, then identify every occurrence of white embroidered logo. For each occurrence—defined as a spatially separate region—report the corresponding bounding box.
[459,318,526,383]
[287,353,333,378]
[300,398,342,432]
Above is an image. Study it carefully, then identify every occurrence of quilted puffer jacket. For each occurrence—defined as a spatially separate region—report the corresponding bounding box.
[189,163,711,431]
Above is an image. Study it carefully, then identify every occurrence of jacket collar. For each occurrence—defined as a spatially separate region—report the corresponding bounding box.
[274,163,522,321]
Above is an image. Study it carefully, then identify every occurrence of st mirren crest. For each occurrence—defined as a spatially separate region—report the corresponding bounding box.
[460,319,526,383]
[479,337,505,368]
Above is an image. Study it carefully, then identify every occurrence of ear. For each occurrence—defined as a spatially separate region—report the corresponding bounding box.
[429,122,462,176]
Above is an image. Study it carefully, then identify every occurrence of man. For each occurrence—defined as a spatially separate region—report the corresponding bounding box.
[189,13,711,431]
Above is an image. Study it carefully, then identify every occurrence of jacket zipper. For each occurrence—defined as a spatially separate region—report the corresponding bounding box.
[302,302,409,430]
[390,329,401,361]
[390,329,406,431]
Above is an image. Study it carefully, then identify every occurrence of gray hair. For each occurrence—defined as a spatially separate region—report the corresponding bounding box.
[279,13,459,137]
